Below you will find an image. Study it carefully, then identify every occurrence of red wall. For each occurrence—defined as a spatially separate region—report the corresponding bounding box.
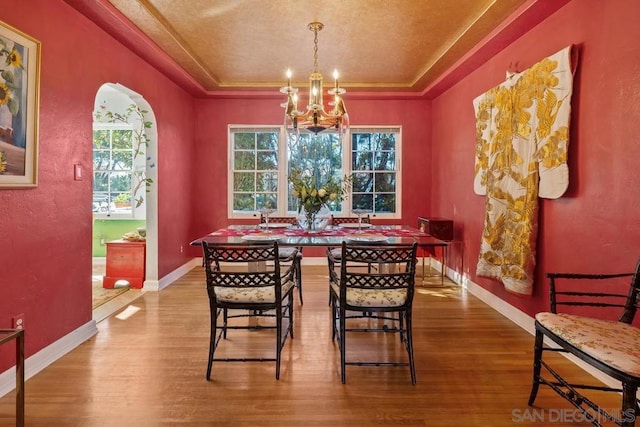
[430,0,640,316]
[0,0,195,370]
[2,0,637,376]
[190,97,432,257]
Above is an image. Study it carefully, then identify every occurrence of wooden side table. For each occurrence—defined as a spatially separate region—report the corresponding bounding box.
[417,217,453,241]
[103,239,146,289]
[0,329,24,427]
[417,217,453,285]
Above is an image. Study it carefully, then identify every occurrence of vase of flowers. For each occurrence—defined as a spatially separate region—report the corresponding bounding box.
[297,204,331,232]
[288,167,352,233]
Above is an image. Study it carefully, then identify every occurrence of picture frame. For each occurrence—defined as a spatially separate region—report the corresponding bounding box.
[0,20,40,188]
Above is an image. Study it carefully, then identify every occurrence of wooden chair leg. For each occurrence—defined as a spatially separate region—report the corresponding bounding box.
[206,308,217,380]
[289,293,294,339]
[331,295,340,342]
[528,328,545,406]
[276,305,282,380]
[621,383,638,427]
[405,310,416,385]
[295,257,303,305]
[340,307,347,384]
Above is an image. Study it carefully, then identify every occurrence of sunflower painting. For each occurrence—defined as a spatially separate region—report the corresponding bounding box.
[0,20,40,187]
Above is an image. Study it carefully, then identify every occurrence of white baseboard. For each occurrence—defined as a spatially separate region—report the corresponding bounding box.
[0,320,98,398]
[155,258,201,291]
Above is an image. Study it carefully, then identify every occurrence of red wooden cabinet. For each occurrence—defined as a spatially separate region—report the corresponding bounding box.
[103,240,146,289]
[417,217,453,241]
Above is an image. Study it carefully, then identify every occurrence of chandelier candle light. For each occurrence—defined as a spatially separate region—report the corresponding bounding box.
[280,22,349,134]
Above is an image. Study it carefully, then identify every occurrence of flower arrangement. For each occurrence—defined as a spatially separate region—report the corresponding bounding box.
[0,39,22,117]
[288,167,353,220]
[0,38,23,175]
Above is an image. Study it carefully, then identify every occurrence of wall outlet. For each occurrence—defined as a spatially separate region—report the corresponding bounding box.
[100,238,105,245]
[180,245,184,253]
[12,314,24,330]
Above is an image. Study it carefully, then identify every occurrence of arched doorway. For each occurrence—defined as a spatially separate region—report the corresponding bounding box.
[92,83,158,302]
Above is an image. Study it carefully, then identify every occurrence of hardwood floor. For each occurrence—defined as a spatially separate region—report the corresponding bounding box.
[0,266,621,426]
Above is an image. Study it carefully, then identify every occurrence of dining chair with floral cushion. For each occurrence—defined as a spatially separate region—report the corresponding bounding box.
[327,241,418,384]
[259,214,304,304]
[201,241,297,380]
[528,258,640,426]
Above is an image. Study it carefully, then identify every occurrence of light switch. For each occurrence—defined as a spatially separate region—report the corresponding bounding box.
[74,164,83,181]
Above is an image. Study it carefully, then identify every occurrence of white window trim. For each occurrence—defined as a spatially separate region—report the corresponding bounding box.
[227,125,281,220]
[93,122,145,220]
[227,124,402,220]
[349,125,402,220]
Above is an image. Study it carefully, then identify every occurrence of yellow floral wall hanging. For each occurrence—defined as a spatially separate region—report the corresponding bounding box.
[473,46,574,295]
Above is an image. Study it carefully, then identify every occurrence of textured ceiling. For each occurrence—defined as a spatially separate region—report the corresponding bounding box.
[97,0,530,93]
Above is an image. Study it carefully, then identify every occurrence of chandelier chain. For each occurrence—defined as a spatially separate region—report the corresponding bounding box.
[313,26,319,72]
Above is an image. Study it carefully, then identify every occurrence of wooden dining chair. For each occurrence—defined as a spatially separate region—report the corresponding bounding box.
[329,214,375,276]
[331,215,371,226]
[327,241,419,384]
[259,214,304,304]
[259,214,298,226]
[528,258,640,426]
[201,241,297,380]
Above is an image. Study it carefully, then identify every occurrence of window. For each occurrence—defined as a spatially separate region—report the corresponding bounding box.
[351,128,399,214]
[228,125,401,218]
[229,127,280,213]
[287,131,345,213]
[93,123,145,217]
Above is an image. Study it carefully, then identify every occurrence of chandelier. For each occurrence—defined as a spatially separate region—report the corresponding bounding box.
[280,22,349,134]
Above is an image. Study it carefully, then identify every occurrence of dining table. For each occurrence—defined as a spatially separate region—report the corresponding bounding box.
[190,223,449,284]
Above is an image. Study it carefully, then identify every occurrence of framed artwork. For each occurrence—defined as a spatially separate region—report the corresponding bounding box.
[0,20,40,187]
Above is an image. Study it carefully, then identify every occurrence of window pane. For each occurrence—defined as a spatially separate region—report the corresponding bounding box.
[375,172,396,192]
[353,172,373,192]
[352,151,373,170]
[112,151,133,171]
[234,133,255,150]
[374,151,395,170]
[256,193,277,210]
[256,133,278,150]
[373,133,396,151]
[93,130,109,149]
[353,193,374,210]
[256,172,277,192]
[112,130,133,149]
[109,172,131,192]
[375,194,396,213]
[233,193,255,211]
[352,134,372,151]
[93,172,109,191]
[234,172,255,191]
[93,150,110,170]
[234,151,255,170]
[257,151,277,170]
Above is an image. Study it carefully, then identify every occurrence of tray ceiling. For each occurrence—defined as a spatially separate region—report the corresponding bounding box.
[65,0,567,96]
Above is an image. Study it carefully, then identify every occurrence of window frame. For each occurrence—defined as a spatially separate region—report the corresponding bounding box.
[349,126,402,219]
[93,122,145,219]
[227,125,402,220]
